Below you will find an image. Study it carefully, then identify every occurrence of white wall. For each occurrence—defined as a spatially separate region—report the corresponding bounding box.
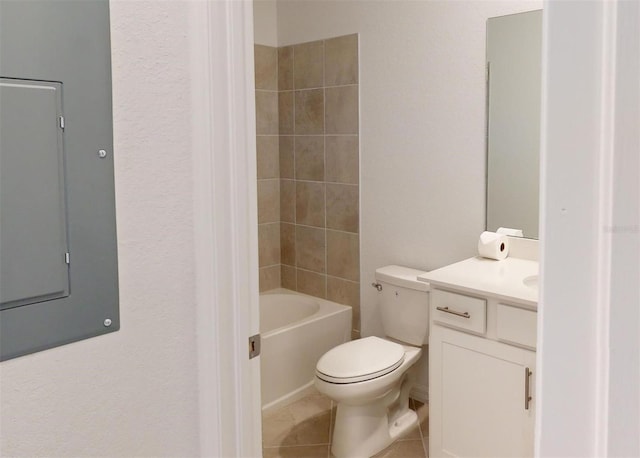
[0,2,200,456]
[276,0,541,338]
[254,0,278,46]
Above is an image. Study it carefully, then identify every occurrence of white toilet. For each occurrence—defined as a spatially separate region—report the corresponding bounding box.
[314,265,429,458]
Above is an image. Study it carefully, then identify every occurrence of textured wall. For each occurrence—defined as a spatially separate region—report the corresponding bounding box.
[0,2,200,456]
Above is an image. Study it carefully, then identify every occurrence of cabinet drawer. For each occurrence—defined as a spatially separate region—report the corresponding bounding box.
[431,289,486,334]
[496,304,537,349]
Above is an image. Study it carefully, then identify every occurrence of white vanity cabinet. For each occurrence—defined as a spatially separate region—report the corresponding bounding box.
[418,257,538,458]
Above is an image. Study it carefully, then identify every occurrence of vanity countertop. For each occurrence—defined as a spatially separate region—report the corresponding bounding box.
[418,256,538,308]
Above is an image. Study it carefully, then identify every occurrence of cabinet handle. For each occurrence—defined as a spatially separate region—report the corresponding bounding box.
[525,367,532,410]
[436,306,470,319]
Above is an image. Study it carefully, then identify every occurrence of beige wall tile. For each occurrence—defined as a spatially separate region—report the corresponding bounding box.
[257,135,279,179]
[325,86,358,134]
[324,34,358,86]
[326,136,359,184]
[295,89,324,134]
[351,329,361,340]
[278,46,294,91]
[352,301,361,333]
[280,222,296,266]
[327,276,360,308]
[258,223,280,267]
[326,183,359,232]
[294,40,324,89]
[256,90,279,135]
[281,264,296,290]
[296,181,325,227]
[257,179,280,224]
[295,225,325,273]
[297,269,327,299]
[327,230,359,281]
[280,179,295,223]
[254,44,277,90]
[259,265,281,292]
[279,136,294,179]
[255,35,362,317]
[278,91,294,135]
[327,276,360,331]
[295,136,325,181]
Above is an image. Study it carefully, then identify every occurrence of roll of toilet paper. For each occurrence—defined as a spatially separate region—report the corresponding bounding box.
[478,231,509,260]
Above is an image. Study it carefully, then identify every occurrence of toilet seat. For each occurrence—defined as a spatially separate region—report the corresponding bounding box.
[316,336,405,384]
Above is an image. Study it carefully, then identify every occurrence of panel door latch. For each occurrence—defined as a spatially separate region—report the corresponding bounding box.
[249,334,261,359]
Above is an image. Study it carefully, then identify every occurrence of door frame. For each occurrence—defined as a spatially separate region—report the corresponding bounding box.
[191,0,262,456]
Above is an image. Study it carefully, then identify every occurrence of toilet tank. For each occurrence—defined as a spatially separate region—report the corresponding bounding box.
[375,265,429,346]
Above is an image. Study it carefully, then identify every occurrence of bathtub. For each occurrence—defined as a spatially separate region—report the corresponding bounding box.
[260,288,352,413]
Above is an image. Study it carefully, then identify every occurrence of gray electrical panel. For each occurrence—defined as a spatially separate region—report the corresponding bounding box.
[1,80,70,309]
[0,0,119,360]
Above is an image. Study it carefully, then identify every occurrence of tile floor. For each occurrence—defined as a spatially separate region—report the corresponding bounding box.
[262,390,429,458]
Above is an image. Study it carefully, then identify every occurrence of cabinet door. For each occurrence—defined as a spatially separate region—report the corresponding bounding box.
[430,325,535,458]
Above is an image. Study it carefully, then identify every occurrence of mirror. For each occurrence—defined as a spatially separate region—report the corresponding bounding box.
[486,10,542,239]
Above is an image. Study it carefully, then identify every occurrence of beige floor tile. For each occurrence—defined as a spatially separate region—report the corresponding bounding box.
[263,444,330,458]
[328,403,337,443]
[263,392,332,447]
[372,439,426,458]
[402,422,422,440]
[263,393,429,456]
[414,400,429,439]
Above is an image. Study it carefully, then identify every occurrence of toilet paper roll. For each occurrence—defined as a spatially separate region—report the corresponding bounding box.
[478,231,509,260]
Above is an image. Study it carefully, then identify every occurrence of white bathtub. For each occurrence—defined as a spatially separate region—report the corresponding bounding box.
[260,288,352,413]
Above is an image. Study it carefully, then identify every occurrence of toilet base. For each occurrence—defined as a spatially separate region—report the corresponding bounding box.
[330,375,418,458]
[331,403,418,458]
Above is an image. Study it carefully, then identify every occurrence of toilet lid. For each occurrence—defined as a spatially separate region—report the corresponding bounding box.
[316,336,405,384]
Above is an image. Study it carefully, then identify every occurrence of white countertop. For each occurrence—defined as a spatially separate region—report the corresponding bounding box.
[418,256,539,308]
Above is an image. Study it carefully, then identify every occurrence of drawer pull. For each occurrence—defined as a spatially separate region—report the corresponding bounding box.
[525,367,533,410]
[436,306,470,319]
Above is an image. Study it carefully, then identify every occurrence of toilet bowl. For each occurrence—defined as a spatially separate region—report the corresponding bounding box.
[314,265,429,458]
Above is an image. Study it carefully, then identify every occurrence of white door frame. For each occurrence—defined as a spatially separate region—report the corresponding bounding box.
[191,0,262,456]
[538,0,639,455]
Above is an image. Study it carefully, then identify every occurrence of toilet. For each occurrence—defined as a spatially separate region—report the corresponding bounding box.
[314,265,429,458]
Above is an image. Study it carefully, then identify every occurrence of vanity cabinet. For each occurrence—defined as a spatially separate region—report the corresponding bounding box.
[428,288,536,458]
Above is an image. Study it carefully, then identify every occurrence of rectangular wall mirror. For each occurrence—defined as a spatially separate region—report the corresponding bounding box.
[486,10,542,239]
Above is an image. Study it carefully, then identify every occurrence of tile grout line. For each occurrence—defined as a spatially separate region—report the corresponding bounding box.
[279,82,359,92]
[322,39,328,301]
[274,47,282,291]
[291,45,298,293]
[272,133,360,138]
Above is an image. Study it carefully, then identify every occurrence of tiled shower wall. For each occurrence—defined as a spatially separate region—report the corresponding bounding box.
[255,34,361,337]
[255,44,281,290]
